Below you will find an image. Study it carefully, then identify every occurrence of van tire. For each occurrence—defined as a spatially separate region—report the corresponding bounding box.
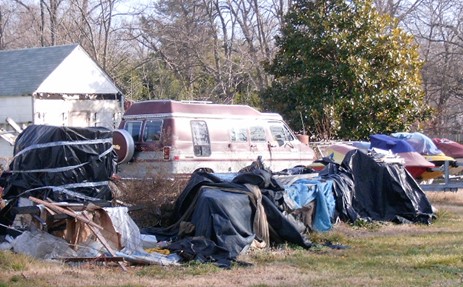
[113,129,135,164]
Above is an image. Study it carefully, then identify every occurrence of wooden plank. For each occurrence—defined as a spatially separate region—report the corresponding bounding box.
[28,196,127,271]
[58,256,126,263]
[28,197,103,230]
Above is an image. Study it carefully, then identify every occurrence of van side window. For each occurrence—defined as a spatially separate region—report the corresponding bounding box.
[143,120,162,142]
[124,121,142,142]
[269,122,295,141]
[250,126,266,142]
[230,127,248,142]
[191,120,211,157]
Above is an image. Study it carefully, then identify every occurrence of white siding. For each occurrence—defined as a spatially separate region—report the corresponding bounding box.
[0,96,33,125]
[0,140,14,159]
[33,98,122,129]
[0,96,31,158]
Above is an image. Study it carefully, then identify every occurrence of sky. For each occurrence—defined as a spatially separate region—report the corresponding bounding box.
[115,0,154,14]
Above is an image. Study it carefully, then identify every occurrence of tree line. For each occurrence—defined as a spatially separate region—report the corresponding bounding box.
[1,0,462,140]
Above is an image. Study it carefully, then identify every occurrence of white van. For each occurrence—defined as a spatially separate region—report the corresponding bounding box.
[113,100,315,178]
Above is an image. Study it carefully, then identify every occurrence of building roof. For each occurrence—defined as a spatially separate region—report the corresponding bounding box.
[0,44,121,97]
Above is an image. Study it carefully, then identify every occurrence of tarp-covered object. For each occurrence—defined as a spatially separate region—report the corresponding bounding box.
[284,179,335,232]
[2,125,116,201]
[391,132,443,155]
[433,138,463,159]
[324,143,357,164]
[370,134,434,179]
[323,150,434,224]
[142,171,313,268]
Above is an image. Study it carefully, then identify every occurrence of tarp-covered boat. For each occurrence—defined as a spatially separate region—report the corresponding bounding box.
[322,149,434,224]
[432,138,463,175]
[433,138,463,159]
[370,134,434,179]
[391,132,456,180]
[324,143,357,164]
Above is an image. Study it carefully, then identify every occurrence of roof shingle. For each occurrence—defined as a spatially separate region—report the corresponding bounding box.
[0,44,78,97]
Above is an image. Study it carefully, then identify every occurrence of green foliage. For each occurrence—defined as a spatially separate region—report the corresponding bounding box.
[351,218,384,230]
[262,0,431,140]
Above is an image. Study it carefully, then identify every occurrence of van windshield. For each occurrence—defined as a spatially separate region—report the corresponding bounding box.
[269,121,295,141]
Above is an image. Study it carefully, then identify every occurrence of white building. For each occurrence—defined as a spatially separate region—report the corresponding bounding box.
[0,44,124,165]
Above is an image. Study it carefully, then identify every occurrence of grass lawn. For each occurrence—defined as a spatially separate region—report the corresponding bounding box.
[1,191,463,287]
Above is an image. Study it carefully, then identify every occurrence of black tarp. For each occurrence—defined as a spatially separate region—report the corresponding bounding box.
[142,170,313,268]
[1,125,116,202]
[322,149,435,224]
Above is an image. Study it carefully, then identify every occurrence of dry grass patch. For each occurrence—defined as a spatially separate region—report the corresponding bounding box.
[425,189,463,205]
[2,185,463,286]
[113,175,188,228]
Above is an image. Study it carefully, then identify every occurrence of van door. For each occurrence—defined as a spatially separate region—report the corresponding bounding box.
[122,119,163,165]
[124,120,143,143]
[249,124,272,165]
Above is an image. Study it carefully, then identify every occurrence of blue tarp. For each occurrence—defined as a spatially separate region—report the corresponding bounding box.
[370,134,415,153]
[285,179,335,232]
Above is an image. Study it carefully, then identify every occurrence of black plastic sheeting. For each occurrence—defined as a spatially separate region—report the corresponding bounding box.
[321,149,435,224]
[1,125,116,202]
[143,151,435,267]
[142,170,314,268]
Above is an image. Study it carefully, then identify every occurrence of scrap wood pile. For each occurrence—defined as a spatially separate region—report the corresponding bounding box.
[0,125,436,269]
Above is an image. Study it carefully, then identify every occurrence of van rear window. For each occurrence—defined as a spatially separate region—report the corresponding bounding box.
[191,120,211,156]
[143,120,162,142]
[124,121,142,142]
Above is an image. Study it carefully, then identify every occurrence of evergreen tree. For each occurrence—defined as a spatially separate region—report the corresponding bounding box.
[262,0,431,140]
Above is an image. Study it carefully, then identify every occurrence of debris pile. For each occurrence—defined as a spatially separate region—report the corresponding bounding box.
[0,126,436,269]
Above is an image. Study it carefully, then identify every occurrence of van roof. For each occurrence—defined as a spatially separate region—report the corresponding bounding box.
[123,100,281,119]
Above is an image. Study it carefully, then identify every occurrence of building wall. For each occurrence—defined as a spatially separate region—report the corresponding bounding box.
[33,98,123,129]
[0,96,33,127]
[0,96,32,160]
[0,141,14,164]
[0,96,123,163]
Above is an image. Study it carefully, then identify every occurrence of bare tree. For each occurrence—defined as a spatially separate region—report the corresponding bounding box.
[0,5,5,49]
[129,0,291,103]
[402,0,463,136]
[11,0,63,46]
[374,0,424,22]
